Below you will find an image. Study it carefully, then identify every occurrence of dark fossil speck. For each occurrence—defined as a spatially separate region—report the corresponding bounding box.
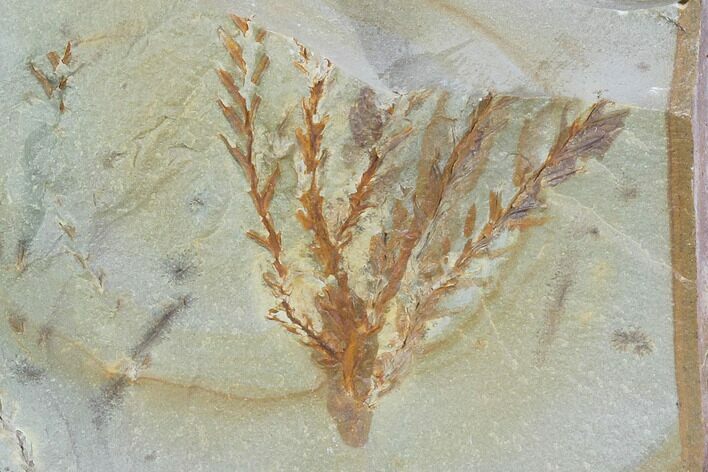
[611,327,654,357]
[164,250,200,284]
[11,357,46,384]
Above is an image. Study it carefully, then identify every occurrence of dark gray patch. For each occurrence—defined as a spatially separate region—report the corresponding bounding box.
[619,184,639,201]
[15,239,30,273]
[100,151,126,169]
[187,194,206,213]
[164,250,200,284]
[37,324,53,346]
[131,295,192,358]
[91,375,129,428]
[535,259,575,366]
[10,358,46,384]
[611,327,653,357]
[617,174,640,201]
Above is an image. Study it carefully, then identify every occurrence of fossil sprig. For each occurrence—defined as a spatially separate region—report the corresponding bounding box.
[29,41,74,112]
[217,16,336,359]
[374,100,629,396]
[216,14,629,447]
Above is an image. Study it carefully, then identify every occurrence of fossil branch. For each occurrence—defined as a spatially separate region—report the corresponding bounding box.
[216,14,629,446]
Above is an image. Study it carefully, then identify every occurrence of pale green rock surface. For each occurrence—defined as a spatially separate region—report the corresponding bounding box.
[0,0,693,470]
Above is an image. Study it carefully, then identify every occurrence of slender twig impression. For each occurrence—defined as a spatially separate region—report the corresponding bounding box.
[0,396,36,471]
[217,17,337,360]
[217,15,629,447]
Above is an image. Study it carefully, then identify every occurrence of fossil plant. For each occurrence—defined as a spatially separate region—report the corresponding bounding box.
[216,14,629,446]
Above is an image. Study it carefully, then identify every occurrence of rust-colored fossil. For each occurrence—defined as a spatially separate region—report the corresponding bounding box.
[29,41,74,112]
[216,15,629,446]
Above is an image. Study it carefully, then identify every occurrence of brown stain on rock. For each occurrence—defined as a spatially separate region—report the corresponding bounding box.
[10,317,326,406]
[8,312,26,334]
[666,1,704,470]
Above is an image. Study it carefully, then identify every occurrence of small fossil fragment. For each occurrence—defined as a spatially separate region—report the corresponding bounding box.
[611,327,654,357]
[164,250,200,284]
[349,87,384,148]
[15,239,29,273]
[0,395,36,471]
[11,358,46,384]
[29,41,74,112]
[7,313,26,334]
